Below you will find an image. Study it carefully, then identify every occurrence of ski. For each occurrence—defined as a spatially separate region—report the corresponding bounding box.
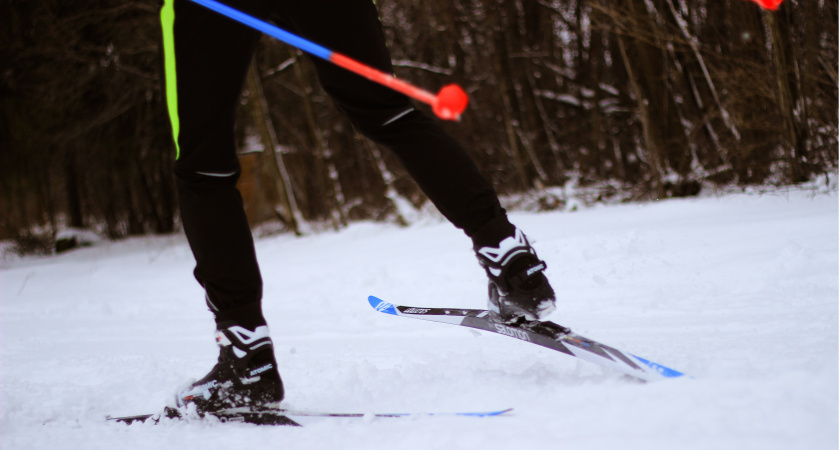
[368,295,687,382]
[107,408,301,426]
[107,406,513,427]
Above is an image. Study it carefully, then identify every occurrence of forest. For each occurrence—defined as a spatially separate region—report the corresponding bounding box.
[1,0,837,249]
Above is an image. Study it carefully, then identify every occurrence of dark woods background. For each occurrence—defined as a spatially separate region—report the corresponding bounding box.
[1,0,837,247]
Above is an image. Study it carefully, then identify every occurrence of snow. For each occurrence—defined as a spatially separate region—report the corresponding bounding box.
[2,188,838,450]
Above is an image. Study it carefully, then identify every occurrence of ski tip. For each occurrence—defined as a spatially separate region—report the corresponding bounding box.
[630,354,688,379]
[368,296,398,315]
[458,408,514,417]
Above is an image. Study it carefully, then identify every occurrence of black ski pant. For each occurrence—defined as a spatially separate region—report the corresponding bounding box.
[161,0,510,327]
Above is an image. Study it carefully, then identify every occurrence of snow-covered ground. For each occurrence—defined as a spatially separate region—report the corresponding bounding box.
[2,187,838,450]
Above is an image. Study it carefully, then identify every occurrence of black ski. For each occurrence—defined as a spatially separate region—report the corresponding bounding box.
[368,295,688,382]
[107,406,513,427]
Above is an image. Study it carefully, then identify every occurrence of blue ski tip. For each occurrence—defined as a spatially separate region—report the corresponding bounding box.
[456,408,514,417]
[368,296,398,315]
[631,355,687,378]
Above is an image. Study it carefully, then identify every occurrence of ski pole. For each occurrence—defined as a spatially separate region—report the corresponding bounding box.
[188,0,469,121]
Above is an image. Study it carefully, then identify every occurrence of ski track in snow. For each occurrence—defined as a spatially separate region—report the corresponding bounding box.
[1,189,837,450]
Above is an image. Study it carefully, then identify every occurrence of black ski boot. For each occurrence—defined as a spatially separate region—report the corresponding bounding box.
[175,324,284,415]
[475,228,556,323]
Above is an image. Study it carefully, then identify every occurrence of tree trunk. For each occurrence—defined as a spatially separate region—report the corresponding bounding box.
[765,10,805,182]
[246,59,303,235]
[64,148,84,229]
[490,7,530,191]
[290,50,347,228]
[613,2,665,197]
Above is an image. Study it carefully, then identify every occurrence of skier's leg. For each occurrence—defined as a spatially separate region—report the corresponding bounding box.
[275,0,555,321]
[164,0,268,326]
[161,0,283,411]
[273,0,508,240]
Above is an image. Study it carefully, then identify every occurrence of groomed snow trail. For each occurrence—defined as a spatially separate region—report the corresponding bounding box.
[2,188,837,450]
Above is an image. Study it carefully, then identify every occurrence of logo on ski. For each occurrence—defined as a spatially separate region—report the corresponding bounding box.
[403,308,431,314]
[375,302,395,312]
[494,323,531,342]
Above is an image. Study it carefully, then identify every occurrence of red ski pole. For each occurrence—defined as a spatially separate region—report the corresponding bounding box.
[188,0,469,121]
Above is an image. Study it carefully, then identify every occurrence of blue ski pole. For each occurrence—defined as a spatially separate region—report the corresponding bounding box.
[188,0,468,120]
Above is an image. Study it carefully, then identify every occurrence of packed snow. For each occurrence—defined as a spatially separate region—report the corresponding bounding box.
[2,186,838,450]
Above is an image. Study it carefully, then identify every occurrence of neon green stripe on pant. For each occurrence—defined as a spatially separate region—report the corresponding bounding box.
[160,0,181,159]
